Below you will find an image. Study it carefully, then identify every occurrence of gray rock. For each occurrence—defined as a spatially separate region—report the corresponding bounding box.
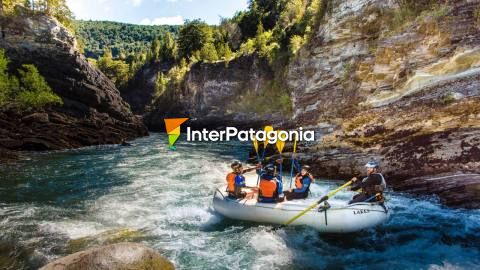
[40,243,174,270]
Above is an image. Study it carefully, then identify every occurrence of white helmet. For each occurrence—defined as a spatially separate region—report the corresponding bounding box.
[365,161,379,168]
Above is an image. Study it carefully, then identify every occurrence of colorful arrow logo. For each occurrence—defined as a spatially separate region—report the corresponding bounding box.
[164,118,189,150]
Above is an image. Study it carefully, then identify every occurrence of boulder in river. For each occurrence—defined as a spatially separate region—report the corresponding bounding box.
[40,243,174,270]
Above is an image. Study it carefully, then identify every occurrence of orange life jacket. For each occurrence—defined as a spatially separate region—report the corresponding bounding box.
[226,173,236,192]
[295,175,303,189]
[259,179,277,198]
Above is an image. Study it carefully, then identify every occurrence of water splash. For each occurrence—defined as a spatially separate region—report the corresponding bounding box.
[0,134,479,270]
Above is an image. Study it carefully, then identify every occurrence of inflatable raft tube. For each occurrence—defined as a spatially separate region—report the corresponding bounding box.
[213,187,389,233]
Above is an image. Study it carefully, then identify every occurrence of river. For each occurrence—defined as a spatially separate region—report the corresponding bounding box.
[0,133,479,270]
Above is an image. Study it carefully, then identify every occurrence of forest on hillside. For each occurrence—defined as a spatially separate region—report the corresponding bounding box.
[74,0,443,111]
[74,21,180,59]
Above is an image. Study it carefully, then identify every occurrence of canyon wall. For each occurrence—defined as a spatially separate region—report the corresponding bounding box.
[147,0,480,207]
[0,11,148,152]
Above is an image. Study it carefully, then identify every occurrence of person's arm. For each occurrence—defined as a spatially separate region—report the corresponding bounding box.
[243,163,261,174]
[308,173,315,183]
[350,177,363,191]
[277,179,283,195]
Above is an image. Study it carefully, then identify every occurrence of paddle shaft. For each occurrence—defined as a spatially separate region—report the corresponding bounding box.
[288,139,298,189]
[283,180,353,227]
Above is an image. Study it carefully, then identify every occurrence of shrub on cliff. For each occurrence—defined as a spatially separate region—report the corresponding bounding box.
[0,50,62,111]
[0,50,18,106]
[1,0,74,30]
[96,49,131,90]
[16,64,63,110]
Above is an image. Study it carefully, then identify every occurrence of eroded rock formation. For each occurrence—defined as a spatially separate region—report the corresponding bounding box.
[288,0,480,208]
[149,0,480,208]
[0,11,148,152]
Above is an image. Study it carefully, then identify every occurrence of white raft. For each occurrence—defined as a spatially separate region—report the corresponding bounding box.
[213,186,389,233]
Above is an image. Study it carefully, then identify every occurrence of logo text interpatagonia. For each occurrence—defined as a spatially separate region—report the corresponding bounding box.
[187,127,315,144]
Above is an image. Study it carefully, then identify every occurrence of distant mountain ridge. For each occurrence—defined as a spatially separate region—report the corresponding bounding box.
[74,20,180,59]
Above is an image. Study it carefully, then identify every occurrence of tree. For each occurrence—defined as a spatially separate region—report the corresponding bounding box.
[0,49,16,106]
[177,19,211,59]
[151,38,161,60]
[220,18,242,50]
[232,10,261,42]
[1,0,24,14]
[16,64,63,110]
[97,49,131,89]
[74,21,179,60]
[200,42,218,62]
[160,31,177,62]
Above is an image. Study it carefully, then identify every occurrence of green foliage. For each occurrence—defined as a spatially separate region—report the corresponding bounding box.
[289,35,305,56]
[16,64,63,110]
[1,0,28,14]
[389,0,443,31]
[0,50,62,111]
[474,8,480,25]
[0,50,17,106]
[154,72,169,99]
[238,39,257,56]
[255,25,280,63]
[230,80,292,116]
[158,32,177,62]
[278,0,305,30]
[225,0,327,62]
[74,20,179,59]
[96,49,131,89]
[2,0,74,31]
[343,62,355,80]
[216,42,233,61]
[177,19,212,59]
[219,18,243,50]
[153,59,190,101]
[200,42,219,62]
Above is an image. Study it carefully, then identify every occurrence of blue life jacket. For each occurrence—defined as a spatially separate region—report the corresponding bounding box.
[235,174,246,187]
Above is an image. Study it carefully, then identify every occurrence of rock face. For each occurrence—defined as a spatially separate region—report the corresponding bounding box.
[144,55,287,130]
[148,0,480,208]
[122,61,173,114]
[40,243,174,270]
[0,12,148,151]
[287,0,480,208]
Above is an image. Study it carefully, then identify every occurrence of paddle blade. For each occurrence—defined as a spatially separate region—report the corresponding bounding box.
[264,125,274,147]
[253,138,259,153]
[276,131,286,154]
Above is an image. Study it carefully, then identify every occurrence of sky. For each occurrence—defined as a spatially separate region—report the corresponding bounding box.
[66,0,249,25]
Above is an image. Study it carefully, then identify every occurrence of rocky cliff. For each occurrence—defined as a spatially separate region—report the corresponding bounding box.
[148,0,480,208]
[287,0,480,208]
[0,11,148,153]
[144,55,289,130]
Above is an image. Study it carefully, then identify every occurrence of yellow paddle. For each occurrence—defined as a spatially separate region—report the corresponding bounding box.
[275,131,285,154]
[253,138,259,154]
[280,180,353,228]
